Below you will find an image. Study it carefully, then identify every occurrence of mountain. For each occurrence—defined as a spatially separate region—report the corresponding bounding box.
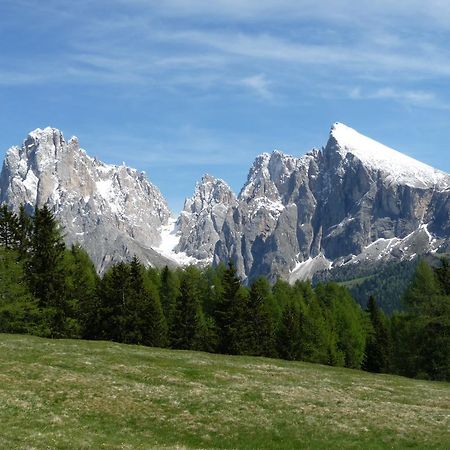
[180,123,450,281]
[175,174,237,262]
[1,123,449,280]
[0,127,174,272]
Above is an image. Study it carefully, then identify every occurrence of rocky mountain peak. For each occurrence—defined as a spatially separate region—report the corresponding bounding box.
[239,150,299,202]
[2,122,449,283]
[175,173,237,262]
[183,173,236,214]
[326,122,450,190]
[0,128,173,272]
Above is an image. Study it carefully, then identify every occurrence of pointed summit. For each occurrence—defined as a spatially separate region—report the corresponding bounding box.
[327,122,450,190]
[175,174,237,262]
[0,128,172,272]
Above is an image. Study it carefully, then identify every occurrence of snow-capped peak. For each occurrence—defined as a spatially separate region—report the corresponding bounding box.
[329,122,450,190]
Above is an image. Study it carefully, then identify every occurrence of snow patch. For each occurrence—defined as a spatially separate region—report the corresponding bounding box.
[153,218,206,266]
[289,254,332,283]
[331,123,450,190]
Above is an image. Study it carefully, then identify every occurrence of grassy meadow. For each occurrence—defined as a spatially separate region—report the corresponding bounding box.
[0,333,449,449]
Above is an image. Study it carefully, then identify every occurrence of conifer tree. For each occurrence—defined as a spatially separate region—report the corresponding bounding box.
[137,258,168,347]
[214,261,247,354]
[98,262,129,342]
[27,205,70,337]
[170,267,207,351]
[398,259,450,380]
[0,246,41,334]
[363,296,391,373]
[296,283,330,365]
[17,205,32,259]
[244,277,276,356]
[159,265,179,329]
[65,244,100,339]
[0,205,20,250]
[277,301,302,360]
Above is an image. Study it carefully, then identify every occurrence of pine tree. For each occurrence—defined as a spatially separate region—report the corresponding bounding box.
[0,246,41,334]
[0,204,20,250]
[17,205,32,259]
[435,258,450,296]
[65,244,100,339]
[363,296,391,373]
[214,261,246,354]
[159,265,179,329]
[98,262,129,342]
[137,258,167,347]
[277,301,302,360]
[244,277,276,356]
[170,267,206,351]
[27,205,70,337]
[296,283,330,365]
[398,259,450,380]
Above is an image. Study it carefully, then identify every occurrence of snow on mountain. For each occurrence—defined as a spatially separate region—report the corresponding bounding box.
[330,122,450,190]
[1,123,449,282]
[0,127,173,271]
[152,218,201,266]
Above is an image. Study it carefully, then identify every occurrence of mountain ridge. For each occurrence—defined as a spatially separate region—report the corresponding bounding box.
[1,122,449,280]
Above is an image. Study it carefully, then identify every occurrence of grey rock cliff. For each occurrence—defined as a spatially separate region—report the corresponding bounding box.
[209,123,450,281]
[2,123,449,281]
[0,127,173,272]
[175,174,237,261]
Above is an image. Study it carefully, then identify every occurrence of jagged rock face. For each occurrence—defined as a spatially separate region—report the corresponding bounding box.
[211,123,450,281]
[175,174,237,261]
[2,123,449,282]
[0,127,172,272]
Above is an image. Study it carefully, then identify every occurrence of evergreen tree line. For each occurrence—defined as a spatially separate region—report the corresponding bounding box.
[0,204,448,381]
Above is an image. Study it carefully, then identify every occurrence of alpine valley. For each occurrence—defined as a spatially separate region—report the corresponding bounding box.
[1,123,449,282]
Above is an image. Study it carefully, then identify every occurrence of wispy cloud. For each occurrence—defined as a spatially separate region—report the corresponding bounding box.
[238,74,273,99]
[2,0,450,108]
[348,86,449,109]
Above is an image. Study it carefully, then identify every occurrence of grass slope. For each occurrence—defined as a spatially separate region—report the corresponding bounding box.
[0,334,449,449]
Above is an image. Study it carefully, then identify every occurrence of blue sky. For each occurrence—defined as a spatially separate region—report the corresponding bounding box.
[1,0,450,212]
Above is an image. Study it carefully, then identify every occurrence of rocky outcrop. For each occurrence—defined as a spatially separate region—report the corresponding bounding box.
[209,123,450,281]
[175,174,237,262]
[0,127,173,272]
[2,123,449,281]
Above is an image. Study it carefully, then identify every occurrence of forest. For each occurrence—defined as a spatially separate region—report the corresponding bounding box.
[0,204,449,381]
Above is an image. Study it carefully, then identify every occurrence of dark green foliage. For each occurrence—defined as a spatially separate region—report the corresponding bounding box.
[65,244,99,339]
[316,283,367,369]
[314,259,418,314]
[393,259,450,381]
[98,258,167,347]
[243,277,276,356]
[27,206,75,337]
[214,262,247,354]
[159,265,179,329]
[297,286,330,365]
[1,203,448,382]
[97,262,129,342]
[277,301,301,360]
[0,205,20,250]
[131,257,167,347]
[170,267,210,351]
[363,296,392,373]
[0,247,41,334]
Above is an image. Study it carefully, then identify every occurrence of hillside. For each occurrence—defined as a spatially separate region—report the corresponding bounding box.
[1,334,449,449]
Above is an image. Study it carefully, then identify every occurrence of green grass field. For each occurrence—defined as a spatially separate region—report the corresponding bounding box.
[0,334,449,449]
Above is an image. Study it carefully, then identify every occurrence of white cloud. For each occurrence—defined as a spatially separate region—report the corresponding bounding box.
[348,86,448,109]
[239,74,272,99]
[2,0,450,111]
